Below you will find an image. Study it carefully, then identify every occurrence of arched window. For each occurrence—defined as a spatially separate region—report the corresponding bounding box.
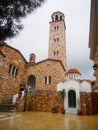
[68,90,76,108]
[55,15,58,21]
[60,15,62,20]
[27,75,36,92]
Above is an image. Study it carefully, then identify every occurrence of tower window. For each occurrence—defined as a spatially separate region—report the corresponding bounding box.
[54,38,56,43]
[45,76,51,85]
[60,15,62,20]
[55,15,58,21]
[54,38,59,43]
[54,26,59,30]
[57,26,59,29]
[57,38,59,42]
[54,52,59,58]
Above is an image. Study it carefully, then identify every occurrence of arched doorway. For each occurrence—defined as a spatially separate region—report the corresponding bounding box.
[27,75,36,92]
[68,90,76,108]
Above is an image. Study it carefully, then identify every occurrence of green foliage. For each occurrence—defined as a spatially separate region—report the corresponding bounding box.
[0,0,46,41]
[58,89,66,100]
[51,105,58,112]
[51,105,57,110]
[28,102,33,108]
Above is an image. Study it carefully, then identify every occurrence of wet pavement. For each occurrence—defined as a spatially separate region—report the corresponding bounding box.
[0,111,98,130]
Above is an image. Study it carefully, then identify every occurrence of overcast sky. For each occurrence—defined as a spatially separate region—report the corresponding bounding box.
[7,0,95,80]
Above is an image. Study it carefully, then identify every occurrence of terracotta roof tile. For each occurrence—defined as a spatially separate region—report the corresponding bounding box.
[66,68,81,75]
[80,79,92,83]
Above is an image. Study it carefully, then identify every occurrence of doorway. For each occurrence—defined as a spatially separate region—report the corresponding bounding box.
[27,75,36,92]
[68,90,76,108]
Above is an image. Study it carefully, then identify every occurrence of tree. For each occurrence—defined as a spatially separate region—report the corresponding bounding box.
[0,0,46,41]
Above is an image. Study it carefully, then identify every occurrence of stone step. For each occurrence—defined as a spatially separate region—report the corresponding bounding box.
[66,108,77,114]
[0,104,16,112]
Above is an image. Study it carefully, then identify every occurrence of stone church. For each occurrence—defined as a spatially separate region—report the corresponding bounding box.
[0,11,66,109]
[0,11,92,114]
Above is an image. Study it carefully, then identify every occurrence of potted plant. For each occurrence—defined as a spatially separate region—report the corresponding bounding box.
[77,109,82,115]
[28,101,33,111]
[51,105,58,113]
[58,89,66,114]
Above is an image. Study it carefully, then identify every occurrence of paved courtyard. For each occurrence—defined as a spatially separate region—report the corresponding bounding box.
[0,112,98,130]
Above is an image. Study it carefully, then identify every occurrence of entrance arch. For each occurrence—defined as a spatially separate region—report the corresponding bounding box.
[68,90,76,108]
[27,75,36,92]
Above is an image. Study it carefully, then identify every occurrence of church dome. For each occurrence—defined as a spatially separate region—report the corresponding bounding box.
[66,68,81,75]
[66,68,81,80]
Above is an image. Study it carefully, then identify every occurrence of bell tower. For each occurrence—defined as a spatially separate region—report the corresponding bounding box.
[48,11,66,69]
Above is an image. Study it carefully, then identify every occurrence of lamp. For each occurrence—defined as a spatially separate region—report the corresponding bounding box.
[93,64,98,70]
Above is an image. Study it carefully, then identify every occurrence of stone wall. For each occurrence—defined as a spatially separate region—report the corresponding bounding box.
[17,91,93,115]
[80,92,92,115]
[26,90,63,112]
[0,45,27,104]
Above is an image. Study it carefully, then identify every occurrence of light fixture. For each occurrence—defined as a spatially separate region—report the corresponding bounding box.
[93,64,98,70]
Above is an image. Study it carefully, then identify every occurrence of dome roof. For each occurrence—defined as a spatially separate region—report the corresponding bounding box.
[66,68,81,75]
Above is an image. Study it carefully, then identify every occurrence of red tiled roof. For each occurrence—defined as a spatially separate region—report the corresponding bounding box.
[80,79,92,83]
[66,68,81,75]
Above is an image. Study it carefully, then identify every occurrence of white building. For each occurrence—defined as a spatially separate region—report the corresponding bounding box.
[57,68,92,114]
